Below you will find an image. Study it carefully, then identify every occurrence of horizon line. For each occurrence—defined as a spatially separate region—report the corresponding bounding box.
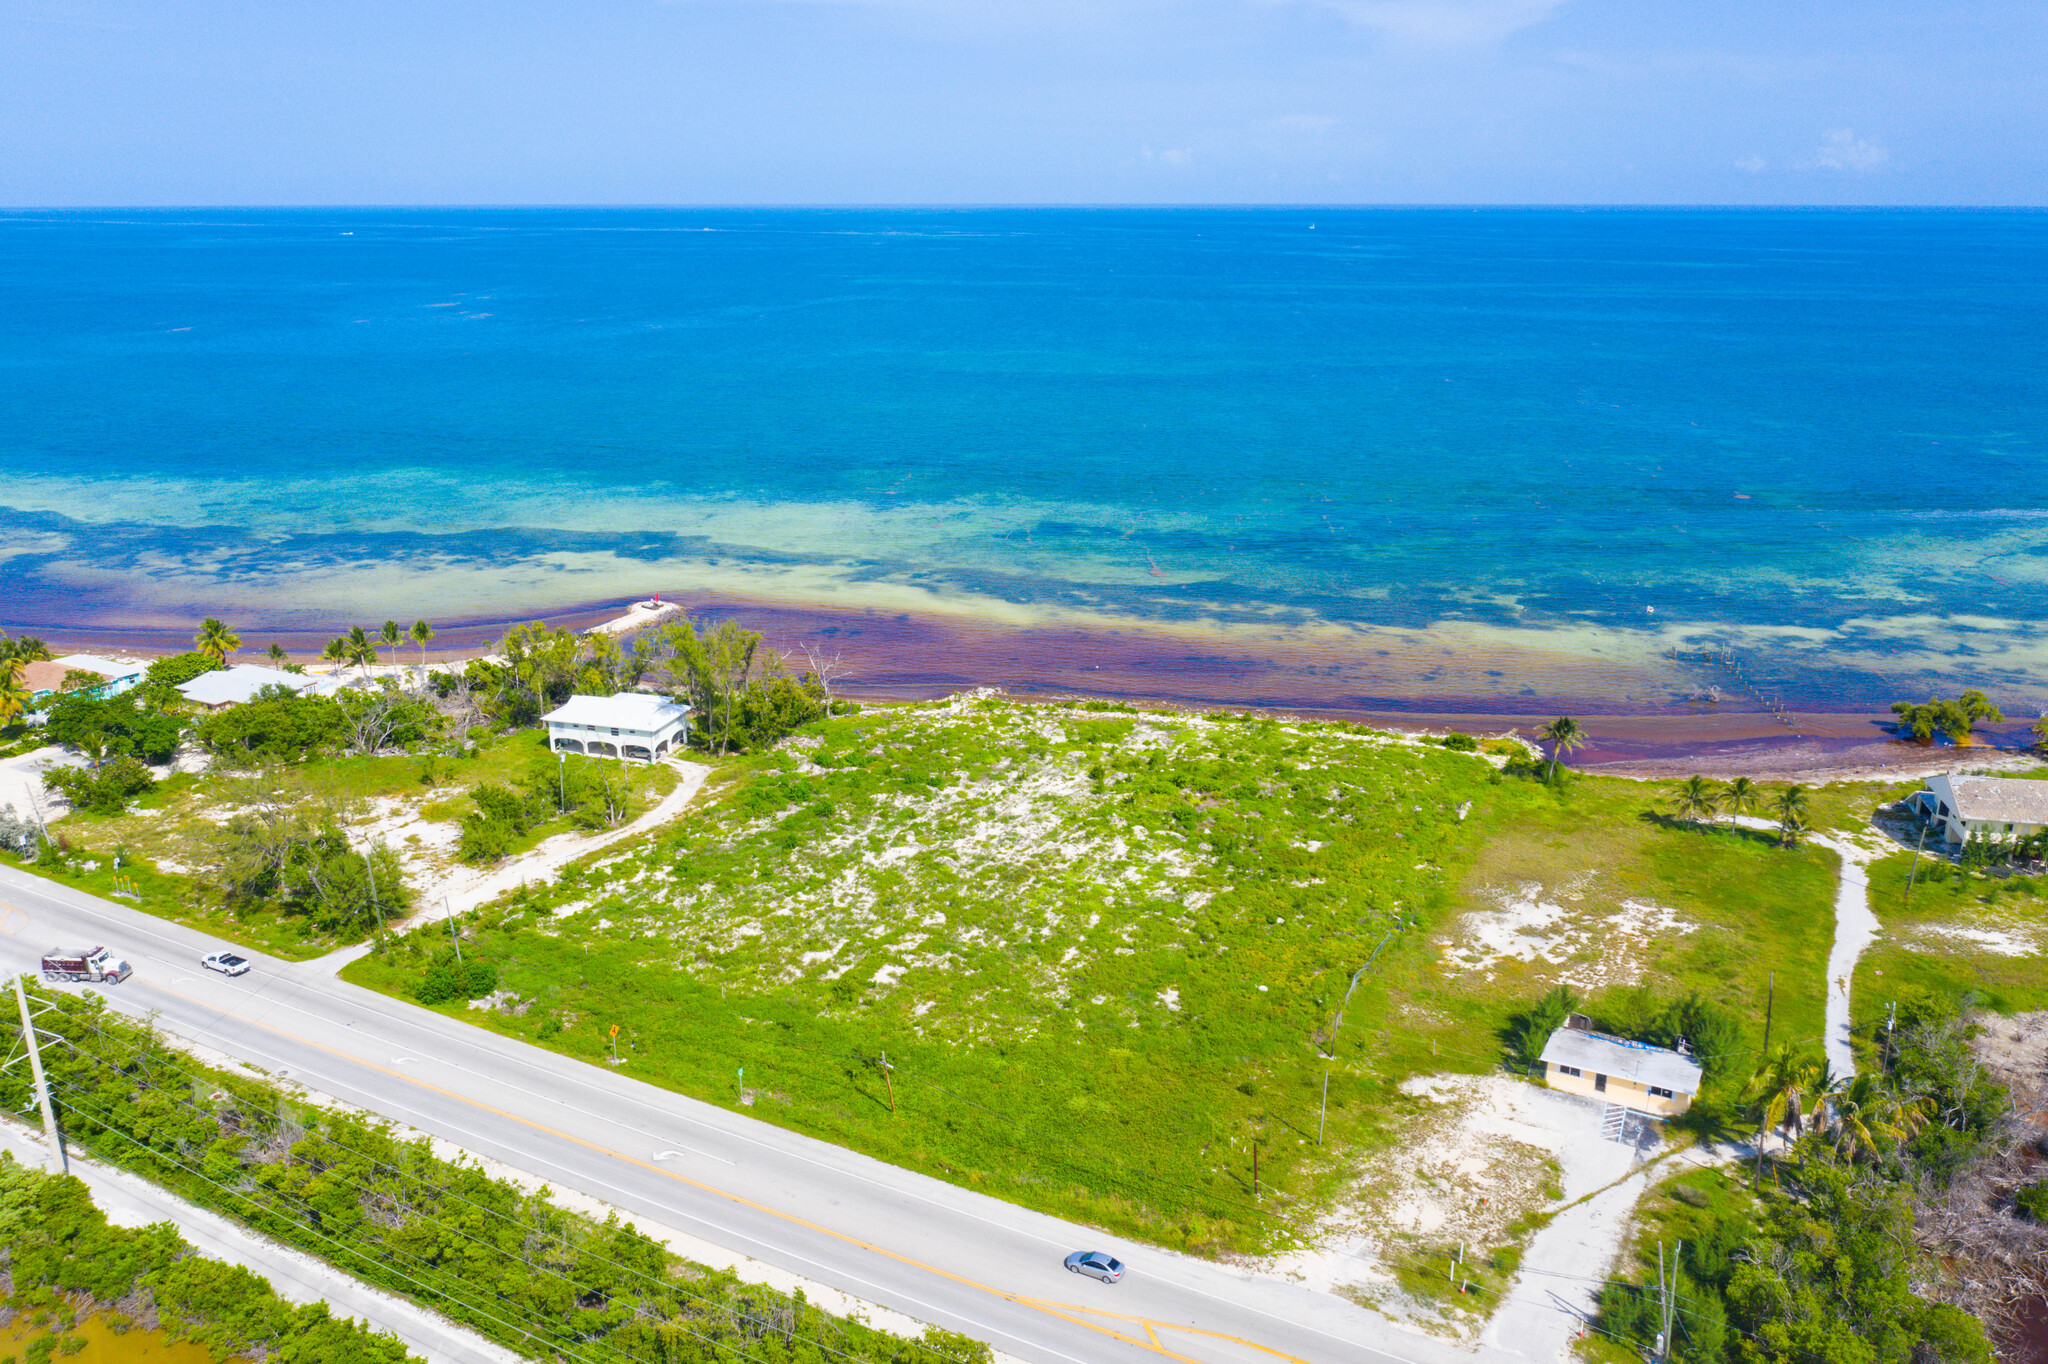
[3,202,2046,214]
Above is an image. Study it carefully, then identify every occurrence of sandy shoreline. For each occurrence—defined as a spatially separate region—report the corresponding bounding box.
[20,594,2044,783]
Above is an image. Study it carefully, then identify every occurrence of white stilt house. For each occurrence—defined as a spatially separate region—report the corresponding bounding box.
[542,693,691,763]
[1905,774,2048,848]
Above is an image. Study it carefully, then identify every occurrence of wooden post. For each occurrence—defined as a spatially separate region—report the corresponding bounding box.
[881,1051,895,1114]
[1761,971,1775,1056]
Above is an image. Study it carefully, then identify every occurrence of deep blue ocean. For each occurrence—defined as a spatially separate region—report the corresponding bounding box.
[2,208,2044,711]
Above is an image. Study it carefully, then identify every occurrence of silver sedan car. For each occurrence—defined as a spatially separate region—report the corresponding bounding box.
[1063,1250,1125,1283]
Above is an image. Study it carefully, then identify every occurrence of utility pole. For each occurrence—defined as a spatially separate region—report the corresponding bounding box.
[363,848,386,951]
[880,1052,895,1114]
[1903,823,1929,908]
[1761,971,1775,1056]
[444,897,462,963]
[1318,1069,1330,1146]
[559,752,567,812]
[1885,1000,1898,1071]
[12,978,65,1175]
[1655,1241,1670,1364]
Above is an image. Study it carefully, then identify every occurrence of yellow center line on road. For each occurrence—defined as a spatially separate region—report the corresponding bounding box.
[103,977,1313,1364]
[1013,1297,1313,1364]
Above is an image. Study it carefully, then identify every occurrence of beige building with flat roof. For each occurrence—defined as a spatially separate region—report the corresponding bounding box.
[1539,1026,1702,1116]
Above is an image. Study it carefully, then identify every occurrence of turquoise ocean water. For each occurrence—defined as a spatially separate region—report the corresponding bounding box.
[1,208,2044,713]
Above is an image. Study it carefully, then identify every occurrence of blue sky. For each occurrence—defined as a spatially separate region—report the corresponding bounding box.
[3,0,2044,204]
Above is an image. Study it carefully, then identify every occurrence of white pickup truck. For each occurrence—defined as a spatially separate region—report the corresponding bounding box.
[41,945,133,984]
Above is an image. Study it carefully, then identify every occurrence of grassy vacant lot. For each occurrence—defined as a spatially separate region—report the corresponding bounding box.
[7,730,673,958]
[1855,850,2048,1030]
[346,699,1842,1256]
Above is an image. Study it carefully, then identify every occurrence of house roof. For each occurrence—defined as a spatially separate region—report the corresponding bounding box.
[50,654,142,679]
[175,664,310,708]
[1928,775,2048,825]
[542,692,690,731]
[19,660,97,695]
[1539,1028,1704,1094]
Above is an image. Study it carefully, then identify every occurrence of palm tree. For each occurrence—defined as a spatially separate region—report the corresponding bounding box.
[1723,776,1759,822]
[345,625,378,679]
[380,620,404,662]
[1672,775,1719,830]
[409,619,435,671]
[1815,1073,1928,1164]
[194,618,242,666]
[266,643,290,667]
[1742,1044,1822,1182]
[1538,717,1587,783]
[0,662,31,728]
[320,638,349,669]
[1774,784,1810,849]
[0,636,52,666]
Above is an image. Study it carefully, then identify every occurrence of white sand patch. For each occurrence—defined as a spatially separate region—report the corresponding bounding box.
[1442,881,1696,990]
[1911,924,2041,957]
[1258,1074,1625,1340]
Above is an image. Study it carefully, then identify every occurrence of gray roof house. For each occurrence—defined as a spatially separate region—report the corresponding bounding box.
[1907,774,2048,847]
[175,665,314,709]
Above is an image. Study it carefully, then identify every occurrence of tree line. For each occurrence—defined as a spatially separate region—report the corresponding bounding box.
[0,1152,415,1362]
[447,617,851,755]
[1669,775,1813,848]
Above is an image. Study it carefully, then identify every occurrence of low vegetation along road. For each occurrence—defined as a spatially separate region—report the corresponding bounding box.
[0,860,1508,1364]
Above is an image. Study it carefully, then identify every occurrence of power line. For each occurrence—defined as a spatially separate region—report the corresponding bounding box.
[41,1080,628,1364]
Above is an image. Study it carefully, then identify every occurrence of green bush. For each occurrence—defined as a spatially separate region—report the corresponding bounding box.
[42,692,183,767]
[456,781,552,864]
[2015,1180,2048,1222]
[414,948,498,1004]
[211,819,410,936]
[1504,984,1577,1070]
[0,1153,415,1362]
[42,756,157,815]
[455,813,514,863]
[195,687,343,762]
[1439,732,1478,751]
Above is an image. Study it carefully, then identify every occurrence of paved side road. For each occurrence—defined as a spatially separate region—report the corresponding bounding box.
[0,1121,521,1364]
[0,860,1498,1364]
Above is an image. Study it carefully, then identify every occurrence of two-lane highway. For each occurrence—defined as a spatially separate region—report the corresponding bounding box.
[0,862,1492,1364]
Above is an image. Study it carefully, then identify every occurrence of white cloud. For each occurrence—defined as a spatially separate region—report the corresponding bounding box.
[1812,128,1887,171]
[1733,154,1766,174]
[1143,146,1195,166]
